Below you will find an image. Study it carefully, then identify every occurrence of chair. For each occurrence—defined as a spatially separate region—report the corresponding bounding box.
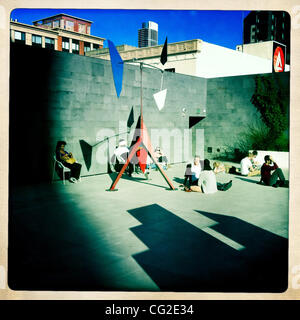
[52,155,71,185]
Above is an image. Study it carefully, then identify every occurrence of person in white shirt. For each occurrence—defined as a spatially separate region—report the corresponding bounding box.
[198,165,218,194]
[184,159,232,193]
[111,139,133,176]
[183,155,202,191]
[240,150,260,176]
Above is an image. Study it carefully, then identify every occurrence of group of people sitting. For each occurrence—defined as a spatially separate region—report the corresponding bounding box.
[182,150,286,193]
[55,139,169,184]
[55,140,286,190]
[234,150,286,188]
[183,156,232,193]
[110,139,169,178]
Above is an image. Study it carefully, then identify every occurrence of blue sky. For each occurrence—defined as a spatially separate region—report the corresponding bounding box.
[11,9,250,49]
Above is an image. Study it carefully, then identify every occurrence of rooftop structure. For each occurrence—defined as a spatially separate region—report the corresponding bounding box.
[10,14,105,55]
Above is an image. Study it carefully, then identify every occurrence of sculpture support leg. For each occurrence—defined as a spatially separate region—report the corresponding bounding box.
[109,140,141,190]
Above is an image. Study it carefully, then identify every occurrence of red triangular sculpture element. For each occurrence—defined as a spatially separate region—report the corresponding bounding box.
[109,115,176,191]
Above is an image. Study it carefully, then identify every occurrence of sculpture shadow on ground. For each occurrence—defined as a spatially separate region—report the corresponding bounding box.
[173,177,184,185]
[128,204,288,292]
[235,176,260,184]
[108,172,169,190]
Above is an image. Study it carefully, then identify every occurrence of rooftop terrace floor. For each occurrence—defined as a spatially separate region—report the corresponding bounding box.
[8,163,289,292]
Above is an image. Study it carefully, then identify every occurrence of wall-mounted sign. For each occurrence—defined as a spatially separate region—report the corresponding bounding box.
[273,43,286,73]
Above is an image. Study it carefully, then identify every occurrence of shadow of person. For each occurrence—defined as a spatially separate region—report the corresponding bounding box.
[173,177,184,185]
[235,177,260,184]
[128,205,288,292]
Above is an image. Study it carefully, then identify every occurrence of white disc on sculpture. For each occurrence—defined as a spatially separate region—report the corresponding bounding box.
[153,89,167,111]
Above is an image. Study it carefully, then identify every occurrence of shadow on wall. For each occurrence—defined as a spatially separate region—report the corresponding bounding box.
[128,204,288,292]
[79,138,112,174]
[79,139,93,171]
[10,43,55,185]
[79,104,135,173]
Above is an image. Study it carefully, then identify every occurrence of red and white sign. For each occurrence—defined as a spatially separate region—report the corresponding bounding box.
[273,46,285,72]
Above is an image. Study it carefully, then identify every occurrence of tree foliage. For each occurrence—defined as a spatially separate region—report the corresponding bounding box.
[251,75,289,138]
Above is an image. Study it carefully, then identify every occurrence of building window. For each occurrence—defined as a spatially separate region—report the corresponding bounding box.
[66,20,74,31]
[45,37,55,49]
[272,14,274,20]
[165,68,175,72]
[32,35,42,47]
[282,33,284,40]
[271,35,274,40]
[72,39,79,54]
[53,20,59,28]
[78,23,86,33]
[44,22,52,28]
[84,42,91,52]
[62,37,69,52]
[87,26,91,34]
[250,25,256,42]
[92,44,101,50]
[14,31,25,44]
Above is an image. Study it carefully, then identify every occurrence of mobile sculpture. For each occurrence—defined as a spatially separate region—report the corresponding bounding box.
[107,37,176,191]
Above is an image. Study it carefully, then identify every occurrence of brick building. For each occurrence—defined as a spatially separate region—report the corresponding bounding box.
[10,13,105,55]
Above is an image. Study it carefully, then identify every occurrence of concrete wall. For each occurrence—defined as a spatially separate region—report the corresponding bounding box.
[198,72,290,159]
[10,43,207,184]
[9,43,289,185]
[252,151,289,169]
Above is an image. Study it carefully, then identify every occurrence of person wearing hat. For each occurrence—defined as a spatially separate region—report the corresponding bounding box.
[55,141,82,183]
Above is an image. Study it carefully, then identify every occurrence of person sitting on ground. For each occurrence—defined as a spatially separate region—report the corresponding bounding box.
[183,155,202,192]
[240,150,260,177]
[213,161,226,174]
[153,146,168,170]
[185,159,232,193]
[249,150,261,170]
[259,155,286,188]
[111,139,134,177]
[56,141,82,183]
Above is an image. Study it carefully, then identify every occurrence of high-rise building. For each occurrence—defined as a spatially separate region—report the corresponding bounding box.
[243,11,290,63]
[138,21,158,48]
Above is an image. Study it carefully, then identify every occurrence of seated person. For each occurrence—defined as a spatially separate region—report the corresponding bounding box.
[260,155,286,188]
[213,161,225,174]
[56,141,82,183]
[148,146,168,170]
[249,150,261,170]
[110,139,133,176]
[183,155,202,191]
[240,150,260,176]
[185,159,232,193]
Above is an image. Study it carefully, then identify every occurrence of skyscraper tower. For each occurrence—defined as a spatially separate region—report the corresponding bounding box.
[243,11,290,63]
[138,21,158,48]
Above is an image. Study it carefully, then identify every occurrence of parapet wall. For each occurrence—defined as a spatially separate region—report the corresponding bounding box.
[9,43,289,184]
[10,43,206,183]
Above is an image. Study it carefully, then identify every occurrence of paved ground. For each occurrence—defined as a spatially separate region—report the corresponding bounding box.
[8,162,289,292]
